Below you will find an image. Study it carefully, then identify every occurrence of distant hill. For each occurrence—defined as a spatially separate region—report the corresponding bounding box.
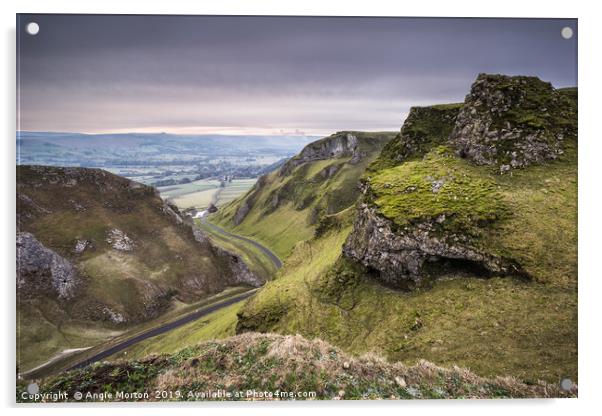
[16,165,262,372]
[16,132,316,168]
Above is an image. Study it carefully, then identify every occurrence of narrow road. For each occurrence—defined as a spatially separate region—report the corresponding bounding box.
[201,217,282,268]
[66,290,256,372]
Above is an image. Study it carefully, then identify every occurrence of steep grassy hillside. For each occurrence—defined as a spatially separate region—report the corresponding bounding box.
[237,74,577,383]
[211,131,395,259]
[17,166,261,372]
[20,333,575,402]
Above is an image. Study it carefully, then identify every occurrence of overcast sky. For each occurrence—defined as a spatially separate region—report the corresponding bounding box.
[17,15,577,136]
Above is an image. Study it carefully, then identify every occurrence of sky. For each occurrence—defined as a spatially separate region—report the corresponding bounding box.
[17,15,577,136]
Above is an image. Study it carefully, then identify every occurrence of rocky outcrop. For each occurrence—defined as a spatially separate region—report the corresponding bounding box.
[376,104,461,168]
[106,228,135,251]
[343,74,576,290]
[216,247,264,288]
[343,205,525,290]
[17,232,80,300]
[232,175,267,225]
[233,200,251,225]
[450,74,577,173]
[280,132,360,176]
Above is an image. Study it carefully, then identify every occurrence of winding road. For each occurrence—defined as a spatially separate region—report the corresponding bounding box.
[201,217,282,268]
[65,289,257,372]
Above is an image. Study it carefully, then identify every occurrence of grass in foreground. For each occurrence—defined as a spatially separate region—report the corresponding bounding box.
[20,333,576,402]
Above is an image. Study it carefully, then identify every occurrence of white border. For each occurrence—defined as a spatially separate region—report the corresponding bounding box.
[2,1,601,415]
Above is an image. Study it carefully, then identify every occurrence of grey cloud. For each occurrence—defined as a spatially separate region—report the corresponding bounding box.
[17,15,577,134]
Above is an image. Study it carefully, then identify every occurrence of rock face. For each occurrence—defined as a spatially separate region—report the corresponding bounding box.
[343,73,577,290]
[215,247,264,288]
[450,74,577,173]
[233,175,267,225]
[343,205,524,290]
[280,132,360,176]
[17,232,79,300]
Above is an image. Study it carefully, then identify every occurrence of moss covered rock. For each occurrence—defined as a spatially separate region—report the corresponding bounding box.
[374,103,462,170]
[450,73,577,172]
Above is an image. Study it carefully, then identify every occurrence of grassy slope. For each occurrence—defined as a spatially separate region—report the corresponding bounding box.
[23,333,575,402]
[16,166,241,372]
[237,118,577,383]
[211,132,395,259]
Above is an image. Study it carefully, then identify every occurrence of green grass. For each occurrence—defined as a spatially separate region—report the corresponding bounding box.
[17,301,123,373]
[27,333,575,402]
[370,146,508,237]
[19,287,253,378]
[237,141,577,383]
[237,225,577,383]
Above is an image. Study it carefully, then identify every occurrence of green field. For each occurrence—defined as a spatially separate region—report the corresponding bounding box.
[215,179,257,206]
[157,179,221,199]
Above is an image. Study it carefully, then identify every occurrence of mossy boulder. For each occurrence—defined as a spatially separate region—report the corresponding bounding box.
[450,73,577,172]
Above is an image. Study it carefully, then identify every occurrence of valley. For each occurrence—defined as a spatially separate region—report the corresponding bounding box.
[17,73,578,400]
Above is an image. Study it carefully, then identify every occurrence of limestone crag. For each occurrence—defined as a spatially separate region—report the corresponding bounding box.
[450,74,577,172]
[343,73,577,290]
[280,132,360,176]
[343,204,524,290]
